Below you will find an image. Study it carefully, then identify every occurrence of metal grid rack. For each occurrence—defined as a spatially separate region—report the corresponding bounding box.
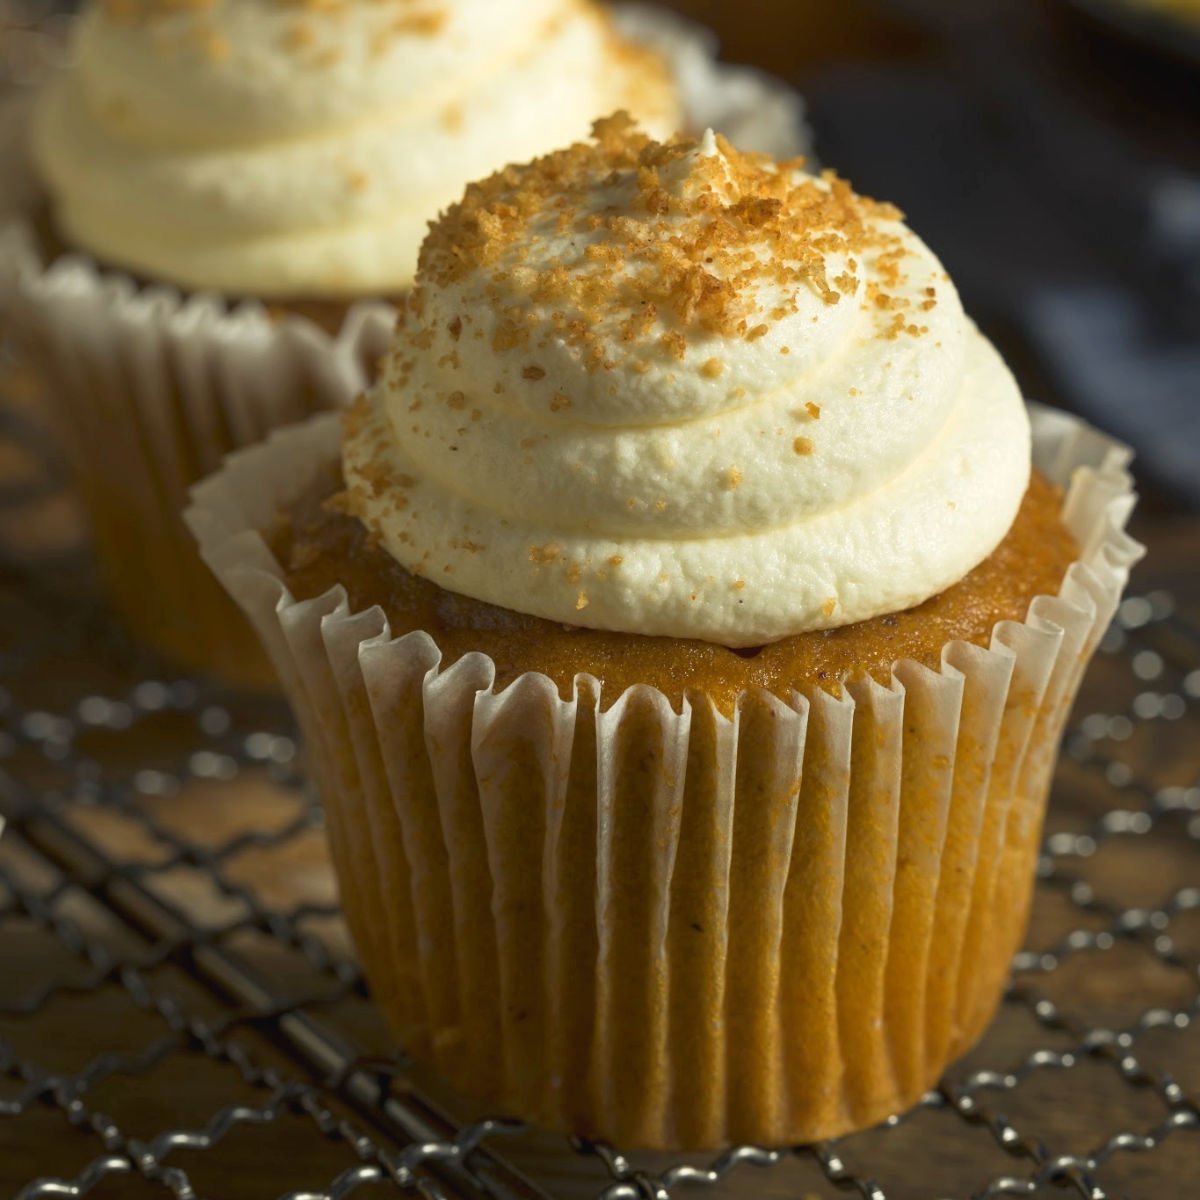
[2,535,1199,1200]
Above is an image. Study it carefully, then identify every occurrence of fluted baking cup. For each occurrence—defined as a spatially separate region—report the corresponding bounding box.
[0,100,394,685]
[185,406,1140,1148]
[0,211,393,685]
[0,6,809,687]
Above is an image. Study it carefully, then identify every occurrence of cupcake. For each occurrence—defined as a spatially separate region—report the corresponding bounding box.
[0,0,731,685]
[187,116,1141,1147]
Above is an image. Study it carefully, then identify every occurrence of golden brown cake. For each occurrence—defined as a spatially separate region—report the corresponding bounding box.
[271,462,1079,710]
[186,117,1140,1146]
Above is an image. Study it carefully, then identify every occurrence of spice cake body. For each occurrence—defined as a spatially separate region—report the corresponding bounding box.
[275,461,1077,713]
[188,117,1140,1146]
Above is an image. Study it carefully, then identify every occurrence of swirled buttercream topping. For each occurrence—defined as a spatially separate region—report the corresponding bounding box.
[31,0,679,296]
[342,115,1031,645]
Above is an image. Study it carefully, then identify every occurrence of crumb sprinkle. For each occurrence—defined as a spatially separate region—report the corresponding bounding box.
[416,112,907,374]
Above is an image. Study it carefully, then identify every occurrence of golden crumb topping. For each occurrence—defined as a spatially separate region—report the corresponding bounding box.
[416,113,914,369]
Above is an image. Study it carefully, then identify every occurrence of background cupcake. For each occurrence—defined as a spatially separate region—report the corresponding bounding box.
[31,0,681,301]
[0,0,803,686]
[187,119,1141,1147]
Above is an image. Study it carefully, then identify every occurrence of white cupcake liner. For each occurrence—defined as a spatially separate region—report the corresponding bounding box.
[0,198,394,681]
[0,91,395,683]
[0,9,809,681]
[186,406,1141,1148]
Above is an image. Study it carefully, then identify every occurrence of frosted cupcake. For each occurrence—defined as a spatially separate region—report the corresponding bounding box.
[187,117,1140,1146]
[32,0,682,300]
[0,0,696,685]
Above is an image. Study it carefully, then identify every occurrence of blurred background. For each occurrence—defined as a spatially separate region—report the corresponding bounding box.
[661,0,1200,515]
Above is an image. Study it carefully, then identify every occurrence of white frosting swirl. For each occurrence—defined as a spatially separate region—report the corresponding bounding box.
[31,0,679,296]
[345,123,1031,645]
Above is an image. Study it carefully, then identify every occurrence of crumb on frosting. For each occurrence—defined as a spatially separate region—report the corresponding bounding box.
[415,113,909,375]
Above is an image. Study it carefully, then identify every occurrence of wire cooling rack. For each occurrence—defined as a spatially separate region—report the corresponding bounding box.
[0,313,1198,1198]
[1,441,1199,1200]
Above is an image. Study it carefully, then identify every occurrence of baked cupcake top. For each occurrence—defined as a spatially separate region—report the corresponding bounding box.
[342,115,1031,646]
[31,0,679,297]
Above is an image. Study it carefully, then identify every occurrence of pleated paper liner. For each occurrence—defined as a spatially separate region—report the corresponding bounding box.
[4,266,393,687]
[0,4,810,689]
[185,405,1140,1149]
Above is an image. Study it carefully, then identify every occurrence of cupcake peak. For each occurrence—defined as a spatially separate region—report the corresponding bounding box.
[348,121,1031,646]
[417,112,909,367]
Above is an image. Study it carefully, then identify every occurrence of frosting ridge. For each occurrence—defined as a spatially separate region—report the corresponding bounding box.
[32,0,680,295]
[343,116,1031,645]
